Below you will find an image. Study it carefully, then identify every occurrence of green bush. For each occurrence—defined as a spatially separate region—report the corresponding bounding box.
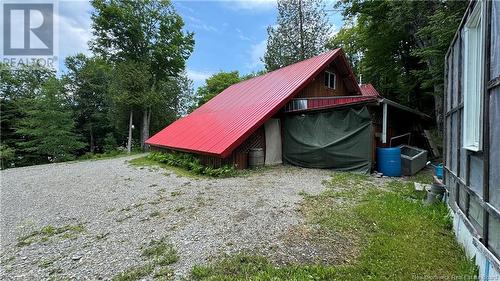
[0,144,15,169]
[147,152,236,178]
[103,133,118,153]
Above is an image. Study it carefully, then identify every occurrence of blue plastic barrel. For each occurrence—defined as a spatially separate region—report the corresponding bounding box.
[377,147,402,177]
[435,164,443,179]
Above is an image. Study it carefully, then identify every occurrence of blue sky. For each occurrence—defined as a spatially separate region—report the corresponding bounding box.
[57,0,343,89]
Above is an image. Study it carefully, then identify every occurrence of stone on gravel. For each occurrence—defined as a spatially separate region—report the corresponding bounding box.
[0,155,331,280]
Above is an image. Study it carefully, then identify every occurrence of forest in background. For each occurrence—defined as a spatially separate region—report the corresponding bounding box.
[0,0,468,169]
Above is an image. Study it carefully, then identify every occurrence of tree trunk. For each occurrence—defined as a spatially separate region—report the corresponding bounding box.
[298,0,305,60]
[127,110,133,154]
[89,125,95,153]
[141,107,150,151]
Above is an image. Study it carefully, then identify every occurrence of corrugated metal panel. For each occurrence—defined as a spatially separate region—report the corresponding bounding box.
[146,49,358,158]
[360,84,380,97]
[283,96,376,112]
[306,96,375,110]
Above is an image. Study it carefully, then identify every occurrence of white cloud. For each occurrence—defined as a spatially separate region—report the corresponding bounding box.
[236,28,252,41]
[57,14,92,56]
[186,68,213,83]
[56,1,93,71]
[187,15,219,32]
[247,39,266,70]
[221,0,276,11]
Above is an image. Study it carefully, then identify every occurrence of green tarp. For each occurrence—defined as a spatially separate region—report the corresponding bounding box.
[283,106,372,173]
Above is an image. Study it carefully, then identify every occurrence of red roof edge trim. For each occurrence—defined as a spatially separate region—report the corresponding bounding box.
[149,144,222,157]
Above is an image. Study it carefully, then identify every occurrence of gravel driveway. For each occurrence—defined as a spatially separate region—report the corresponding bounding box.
[0,155,331,280]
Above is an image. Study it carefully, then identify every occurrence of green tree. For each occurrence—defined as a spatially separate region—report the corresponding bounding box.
[157,71,195,119]
[326,23,364,77]
[15,78,85,163]
[64,54,113,153]
[411,1,467,127]
[0,144,15,169]
[90,0,194,149]
[195,71,242,108]
[264,0,331,71]
[108,61,151,153]
[329,0,467,123]
[0,64,55,166]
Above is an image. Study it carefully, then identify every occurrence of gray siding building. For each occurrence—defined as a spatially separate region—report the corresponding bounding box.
[444,0,499,278]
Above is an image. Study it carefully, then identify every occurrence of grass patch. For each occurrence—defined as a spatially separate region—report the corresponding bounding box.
[130,152,236,178]
[149,211,161,218]
[77,150,141,162]
[191,174,477,281]
[113,264,154,281]
[170,191,182,197]
[406,168,434,184]
[113,237,178,280]
[17,224,85,247]
[129,156,199,179]
[1,256,15,265]
[174,207,185,212]
[141,238,179,266]
[153,266,175,280]
[38,257,57,269]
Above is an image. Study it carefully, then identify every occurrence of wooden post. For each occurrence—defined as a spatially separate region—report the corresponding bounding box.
[382,102,388,144]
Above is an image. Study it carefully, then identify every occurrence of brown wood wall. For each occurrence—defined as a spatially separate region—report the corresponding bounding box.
[199,126,266,169]
[296,66,350,98]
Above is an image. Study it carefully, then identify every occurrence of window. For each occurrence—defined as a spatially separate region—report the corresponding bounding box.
[324,71,336,89]
[463,1,484,151]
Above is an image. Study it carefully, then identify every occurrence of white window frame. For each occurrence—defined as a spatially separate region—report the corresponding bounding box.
[463,0,484,152]
[324,71,336,89]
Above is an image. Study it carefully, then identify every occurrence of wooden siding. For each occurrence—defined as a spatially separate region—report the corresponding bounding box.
[151,126,266,170]
[443,0,500,263]
[199,126,266,169]
[296,65,352,98]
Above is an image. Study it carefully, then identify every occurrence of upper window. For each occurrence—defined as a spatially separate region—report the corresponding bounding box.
[324,71,336,89]
[463,1,484,151]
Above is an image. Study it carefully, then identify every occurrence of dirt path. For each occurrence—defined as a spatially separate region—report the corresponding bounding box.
[0,155,331,280]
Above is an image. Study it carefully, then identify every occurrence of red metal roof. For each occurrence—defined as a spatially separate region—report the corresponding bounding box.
[146,49,359,158]
[360,83,381,97]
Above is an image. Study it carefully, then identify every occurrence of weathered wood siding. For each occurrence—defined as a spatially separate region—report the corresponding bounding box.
[444,0,500,262]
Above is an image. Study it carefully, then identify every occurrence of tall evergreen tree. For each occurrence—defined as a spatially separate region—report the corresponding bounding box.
[90,0,194,149]
[0,64,55,167]
[264,0,331,71]
[15,78,85,163]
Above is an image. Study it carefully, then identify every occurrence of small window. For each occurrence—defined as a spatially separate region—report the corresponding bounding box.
[324,71,336,89]
[463,1,484,151]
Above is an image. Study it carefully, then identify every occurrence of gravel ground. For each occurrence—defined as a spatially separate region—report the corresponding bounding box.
[0,155,332,280]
